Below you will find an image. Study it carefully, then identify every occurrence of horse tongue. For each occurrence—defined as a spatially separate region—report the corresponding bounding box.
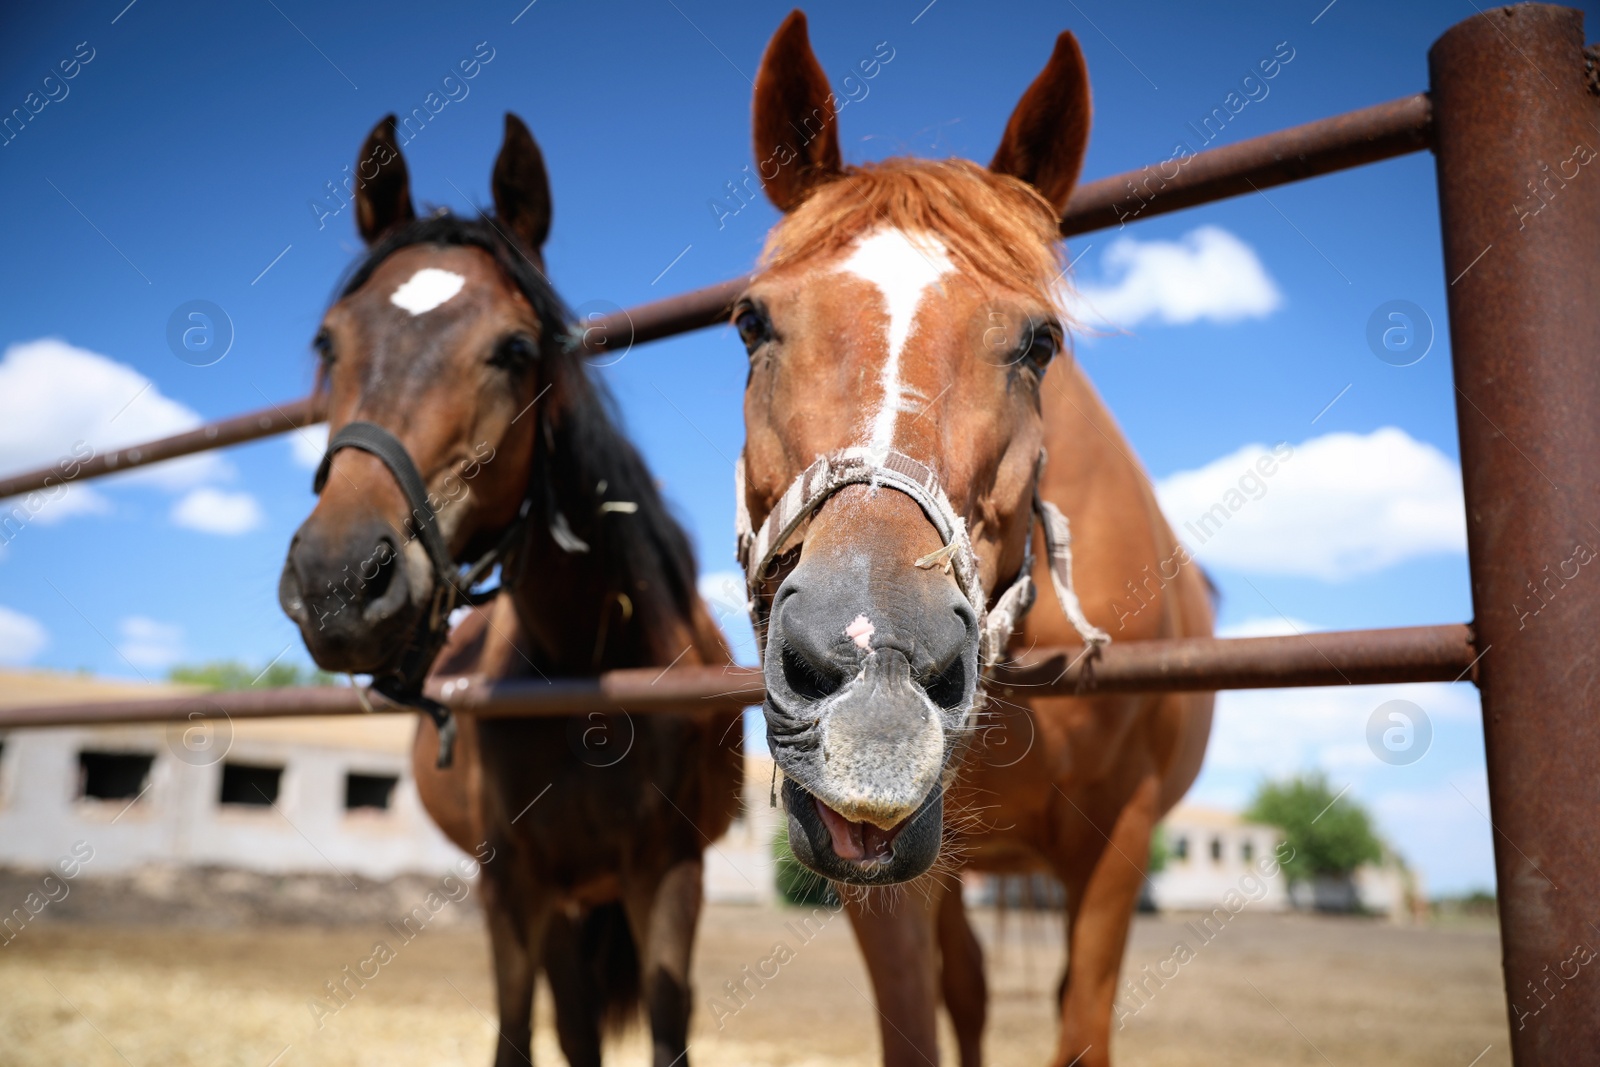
[860,821,897,862]
[813,797,867,861]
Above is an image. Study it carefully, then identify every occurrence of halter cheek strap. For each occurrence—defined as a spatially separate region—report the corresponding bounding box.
[315,421,456,578]
[736,446,1108,673]
[315,420,531,768]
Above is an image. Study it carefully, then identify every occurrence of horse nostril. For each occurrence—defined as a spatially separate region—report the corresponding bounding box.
[359,537,409,623]
[922,654,967,711]
[919,603,975,710]
[365,538,397,602]
[780,640,843,702]
[277,559,307,622]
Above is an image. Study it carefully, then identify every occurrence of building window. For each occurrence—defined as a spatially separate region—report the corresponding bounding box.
[219,762,283,807]
[345,773,398,811]
[1173,835,1188,861]
[1210,836,1223,862]
[1241,839,1255,863]
[79,751,154,800]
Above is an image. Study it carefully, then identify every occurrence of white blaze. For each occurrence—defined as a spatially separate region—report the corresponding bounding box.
[838,229,956,451]
[390,268,466,316]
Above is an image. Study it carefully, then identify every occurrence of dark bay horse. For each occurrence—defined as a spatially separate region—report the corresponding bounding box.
[278,113,742,1067]
[732,14,1213,1066]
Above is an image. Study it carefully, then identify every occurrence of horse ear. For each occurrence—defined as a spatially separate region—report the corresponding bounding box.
[492,113,553,253]
[990,31,1092,214]
[752,10,842,212]
[355,115,416,245]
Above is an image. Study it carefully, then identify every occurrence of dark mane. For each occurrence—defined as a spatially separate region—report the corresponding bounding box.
[538,344,704,652]
[334,211,702,646]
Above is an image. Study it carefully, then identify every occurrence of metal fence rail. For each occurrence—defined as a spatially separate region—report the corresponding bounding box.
[0,624,1476,728]
[1058,93,1432,236]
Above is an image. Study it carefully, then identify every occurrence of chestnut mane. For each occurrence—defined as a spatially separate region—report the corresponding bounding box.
[761,157,1071,315]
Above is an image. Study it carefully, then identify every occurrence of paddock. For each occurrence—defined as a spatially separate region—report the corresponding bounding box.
[0,897,1510,1067]
[1,4,1596,1063]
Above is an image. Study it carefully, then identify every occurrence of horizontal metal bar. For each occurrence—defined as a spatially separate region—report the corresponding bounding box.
[0,94,1432,502]
[0,624,1475,729]
[1058,93,1432,236]
[991,622,1476,697]
[576,274,751,355]
[0,395,328,501]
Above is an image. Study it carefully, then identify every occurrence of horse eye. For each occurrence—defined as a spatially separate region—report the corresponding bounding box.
[490,333,537,369]
[313,329,334,364]
[1023,327,1060,370]
[735,307,771,353]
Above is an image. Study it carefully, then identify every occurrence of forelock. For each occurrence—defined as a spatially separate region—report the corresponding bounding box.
[760,158,1070,318]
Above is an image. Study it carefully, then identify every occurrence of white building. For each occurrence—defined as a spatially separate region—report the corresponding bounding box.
[1150,804,1292,912]
[1152,803,1420,919]
[0,670,780,903]
[0,670,460,881]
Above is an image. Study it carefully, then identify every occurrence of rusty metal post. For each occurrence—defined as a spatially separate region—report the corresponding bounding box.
[1430,5,1600,1059]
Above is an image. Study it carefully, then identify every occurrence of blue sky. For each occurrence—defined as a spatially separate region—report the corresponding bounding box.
[5,0,1582,893]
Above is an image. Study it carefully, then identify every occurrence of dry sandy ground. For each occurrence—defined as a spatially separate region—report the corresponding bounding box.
[0,903,1509,1066]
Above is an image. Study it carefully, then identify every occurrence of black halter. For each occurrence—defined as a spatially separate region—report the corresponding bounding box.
[314,420,531,767]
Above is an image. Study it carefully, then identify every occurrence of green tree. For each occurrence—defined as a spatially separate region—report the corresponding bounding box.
[168,659,333,690]
[1247,772,1382,883]
[772,827,838,907]
[1147,823,1169,876]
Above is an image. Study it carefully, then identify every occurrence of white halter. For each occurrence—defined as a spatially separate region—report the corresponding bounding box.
[735,446,1109,670]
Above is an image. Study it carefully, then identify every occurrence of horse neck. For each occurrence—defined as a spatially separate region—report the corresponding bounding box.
[503,435,705,677]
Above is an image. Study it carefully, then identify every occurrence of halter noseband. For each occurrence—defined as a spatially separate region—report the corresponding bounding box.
[314,420,531,767]
[736,446,1108,676]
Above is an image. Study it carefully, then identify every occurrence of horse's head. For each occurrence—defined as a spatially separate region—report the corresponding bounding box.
[738,12,1091,884]
[279,113,564,676]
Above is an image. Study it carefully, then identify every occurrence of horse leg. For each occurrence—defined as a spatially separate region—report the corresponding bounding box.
[479,861,549,1067]
[542,910,604,1067]
[936,879,986,1067]
[845,886,941,1067]
[622,857,702,1067]
[1051,776,1159,1067]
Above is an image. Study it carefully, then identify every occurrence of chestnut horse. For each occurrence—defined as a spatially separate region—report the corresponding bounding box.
[278,114,741,1067]
[732,14,1213,1067]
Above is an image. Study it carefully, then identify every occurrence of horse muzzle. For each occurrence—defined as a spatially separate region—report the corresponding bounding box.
[762,530,978,884]
[278,519,427,673]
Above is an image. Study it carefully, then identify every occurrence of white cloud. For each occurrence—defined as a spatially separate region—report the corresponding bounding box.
[1155,428,1467,580]
[117,616,185,670]
[1199,679,1480,782]
[0,606,48,665]
[698,569,758,668]
[3,482,112,528]
[288,424,328,470]
[171,488,264,535]
[1067,226,1282,329]
[698,569,746,616]
[0,338,231,498]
